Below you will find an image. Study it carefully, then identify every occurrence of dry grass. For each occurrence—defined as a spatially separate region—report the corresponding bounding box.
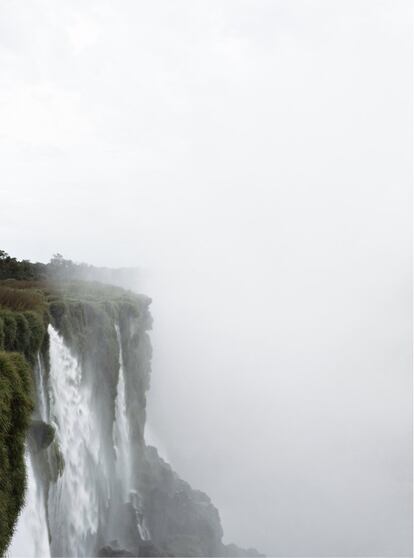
[0,285,46,313]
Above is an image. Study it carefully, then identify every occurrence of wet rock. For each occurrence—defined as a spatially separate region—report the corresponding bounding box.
[138,541,168,557]
[139,446,263,557]
[222,543,265,557]
[97,545,134,557]
[28,419,55,451]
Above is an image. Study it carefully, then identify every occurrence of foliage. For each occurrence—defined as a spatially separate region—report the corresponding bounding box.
[0,285,46,313]
[0,281,48,553]
[0,352,34,555]
[0,251,46,281]
[0,310,46,366]
[0,249,139,287]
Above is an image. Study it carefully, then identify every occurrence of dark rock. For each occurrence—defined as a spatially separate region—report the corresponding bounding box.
[138,446,263,557]
[28,419,55,451]
[222,543,265,557]
[97,545,135,557]
[138,541,168,557]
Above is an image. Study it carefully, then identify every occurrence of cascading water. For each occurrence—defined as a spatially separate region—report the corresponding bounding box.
[113,325,132,502]
[8,451,51,558]
[113,325,150,543]
[47,325,100,557]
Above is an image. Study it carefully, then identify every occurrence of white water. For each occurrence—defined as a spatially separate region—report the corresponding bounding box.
[47,325,100,556]
[8,452,50,558]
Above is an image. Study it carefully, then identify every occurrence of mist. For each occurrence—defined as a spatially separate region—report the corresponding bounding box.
[1,1,412,556]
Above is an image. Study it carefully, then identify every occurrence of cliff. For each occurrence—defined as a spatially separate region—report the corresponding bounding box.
[0,257,262,557]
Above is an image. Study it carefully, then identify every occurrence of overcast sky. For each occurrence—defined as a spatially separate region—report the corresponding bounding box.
[1,1,412,556]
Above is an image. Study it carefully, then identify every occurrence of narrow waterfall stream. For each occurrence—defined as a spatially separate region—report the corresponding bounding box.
[113,325,132,502]
[35,354,47,422]
[113,325,150,542]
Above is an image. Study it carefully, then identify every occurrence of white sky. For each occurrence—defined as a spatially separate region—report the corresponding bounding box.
[1,1,412,556]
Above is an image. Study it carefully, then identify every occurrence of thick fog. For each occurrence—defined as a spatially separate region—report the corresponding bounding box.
[1,1,412,556]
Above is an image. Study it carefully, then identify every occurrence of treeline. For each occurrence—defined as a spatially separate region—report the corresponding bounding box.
[0,250,139,289]
[0,250,47,281]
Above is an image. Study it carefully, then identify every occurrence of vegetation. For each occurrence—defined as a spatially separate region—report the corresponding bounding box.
[0,250,46,281]
[0,250,139,286]
[0,249,101,282]
[0,352,34,555]
[0,277,47,553]
[0,285,47,367]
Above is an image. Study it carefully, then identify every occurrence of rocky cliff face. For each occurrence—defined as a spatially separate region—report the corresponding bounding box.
[137,447,263,558]
[1,278,262,557]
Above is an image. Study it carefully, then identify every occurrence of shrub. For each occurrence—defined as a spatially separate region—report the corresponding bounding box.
[22,311,45,364]
[0,317,4,350]
[13,313,30,355]
[0,286,46,313]
[0,310,17,351]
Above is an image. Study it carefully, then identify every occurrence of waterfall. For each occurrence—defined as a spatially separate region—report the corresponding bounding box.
[9,321,151,557]
[8,451,50,558]
[47,325,100,557]
[113,325,150,542]
[113,325,132,502]
[34,354,47,421]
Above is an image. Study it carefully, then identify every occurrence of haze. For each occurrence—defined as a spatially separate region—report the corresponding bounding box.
[0,1,412,556]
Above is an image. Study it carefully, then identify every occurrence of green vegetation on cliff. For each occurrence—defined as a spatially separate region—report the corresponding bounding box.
[0,291,47,364]
[0,282,48,554]
[0,352,34,555]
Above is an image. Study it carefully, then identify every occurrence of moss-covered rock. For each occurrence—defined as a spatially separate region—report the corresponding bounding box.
[48,440,65,483]
[28,420,55,453]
